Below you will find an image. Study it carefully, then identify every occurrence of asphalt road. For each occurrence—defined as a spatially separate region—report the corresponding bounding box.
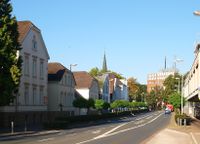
[0,111,171,144]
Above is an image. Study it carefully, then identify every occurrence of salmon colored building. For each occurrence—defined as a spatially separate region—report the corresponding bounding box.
[147,69,176,93]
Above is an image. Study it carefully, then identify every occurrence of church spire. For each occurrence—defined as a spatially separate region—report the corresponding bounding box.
[102,52,108,72]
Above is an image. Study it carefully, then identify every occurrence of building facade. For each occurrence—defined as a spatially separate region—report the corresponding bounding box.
[0,21,50,126]
[147,69,176,93]
[48,63,76,115]
[183,43,200,118]
[73,71,99,100]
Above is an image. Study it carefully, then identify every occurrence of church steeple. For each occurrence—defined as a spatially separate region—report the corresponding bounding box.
[102,52,108,72]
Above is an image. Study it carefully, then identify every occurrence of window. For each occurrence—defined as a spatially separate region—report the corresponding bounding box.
[32,35,37,51]
[40,60,44,79]
[39,87,44,105]
[24,84,29,105]
[33,86,37,105]
[32,57,37,78]
[24,54,29,76]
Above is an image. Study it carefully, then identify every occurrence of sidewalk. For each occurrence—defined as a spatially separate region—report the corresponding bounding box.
[0,130,60,141]
[145,112,200,144]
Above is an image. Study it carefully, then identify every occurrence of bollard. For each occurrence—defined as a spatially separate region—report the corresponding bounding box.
[177,118,179,125]
[179,119,182,126]
[11,121,14,134]
[184,119,187,126]
[24,120,27,132]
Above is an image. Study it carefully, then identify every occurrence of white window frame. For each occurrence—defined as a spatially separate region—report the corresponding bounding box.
[32,57,37,78]
[24,84,29,105]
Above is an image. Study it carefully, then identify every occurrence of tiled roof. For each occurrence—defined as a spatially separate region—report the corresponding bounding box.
[73,71,95,89]
[17,21,39,43]
[48,62,69,81]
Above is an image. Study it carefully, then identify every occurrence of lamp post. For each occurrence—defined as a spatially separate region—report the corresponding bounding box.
[70,64,77,71]
[194,10,200,16]
[175,58,184,114]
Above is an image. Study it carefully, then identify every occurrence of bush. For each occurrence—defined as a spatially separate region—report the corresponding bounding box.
[44,109,148,129]
[175,113,191,125]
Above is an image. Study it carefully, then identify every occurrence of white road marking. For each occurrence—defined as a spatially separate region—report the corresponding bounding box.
[92,130,101,134]
[135,114,152,121]
[95,123,127,138]
[38,137,54,142]
[76,112,163,144]
[190,132,198,144]
[135,120,145,125]
[146,116,153,120]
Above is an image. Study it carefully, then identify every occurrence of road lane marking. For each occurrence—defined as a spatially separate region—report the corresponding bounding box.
[135,114,152,121]
[76,112,163,144]
[146,116,153,120]
[95,123,127,139]
[38,137,54,142]
[92,130,101,134]
[97,112,163,138]
[190,132,198,144]
[135,120,145,125]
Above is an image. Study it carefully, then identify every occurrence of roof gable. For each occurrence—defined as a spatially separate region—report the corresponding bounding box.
[17,21,50,59]
[48,63,69,81]
[73,71,95,89]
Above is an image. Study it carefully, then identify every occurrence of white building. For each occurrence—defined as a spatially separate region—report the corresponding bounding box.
[48,63,76,115]
[119,79,129,101]
[97,74,110,103]
[183,43,200,118]
[0,21,50,127]
[97,73,128,103]
[73,71,99,100]
[0,21,50,112]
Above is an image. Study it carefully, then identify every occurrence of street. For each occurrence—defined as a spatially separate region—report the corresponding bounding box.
[1,111,171,144]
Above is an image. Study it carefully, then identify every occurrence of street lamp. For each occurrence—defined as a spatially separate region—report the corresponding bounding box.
[70,64,77,71]
[194,10,200,16]
[175,58,184,114]
[175,77,180,94]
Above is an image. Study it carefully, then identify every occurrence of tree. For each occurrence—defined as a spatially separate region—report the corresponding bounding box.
[73,97,88,114]
[0,0,22,106]
[168,92,185,111]
[95,99,105,111]
[135,84,147,102]
[127,77,139,101]
[95,99,110,113]
[89,67,100,77]
[146,90,157,110]
[86,98,95,114]
[163,73,181,100]
[146,86,164,110]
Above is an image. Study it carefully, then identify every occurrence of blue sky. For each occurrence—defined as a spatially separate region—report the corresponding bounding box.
[12,0,200,84]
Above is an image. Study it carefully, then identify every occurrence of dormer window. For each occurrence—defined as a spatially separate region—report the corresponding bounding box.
[32,35,37,51]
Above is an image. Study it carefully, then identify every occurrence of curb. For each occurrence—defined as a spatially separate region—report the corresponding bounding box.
[0,130,60,141]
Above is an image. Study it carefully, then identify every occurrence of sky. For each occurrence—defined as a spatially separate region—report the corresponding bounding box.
[11,0,200,84]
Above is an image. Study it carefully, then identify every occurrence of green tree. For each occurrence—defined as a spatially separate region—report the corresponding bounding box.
[95,99,105,111]
[86,98,95,114]
[163,73,181,100]
[73,97,88,114]
[135,84,147,102]
[103,102,110,110]
[127,77,139,101]
[168,92,185,111]
[0,0,22,106]
[89,67,100,77]
[95,99,110,113]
